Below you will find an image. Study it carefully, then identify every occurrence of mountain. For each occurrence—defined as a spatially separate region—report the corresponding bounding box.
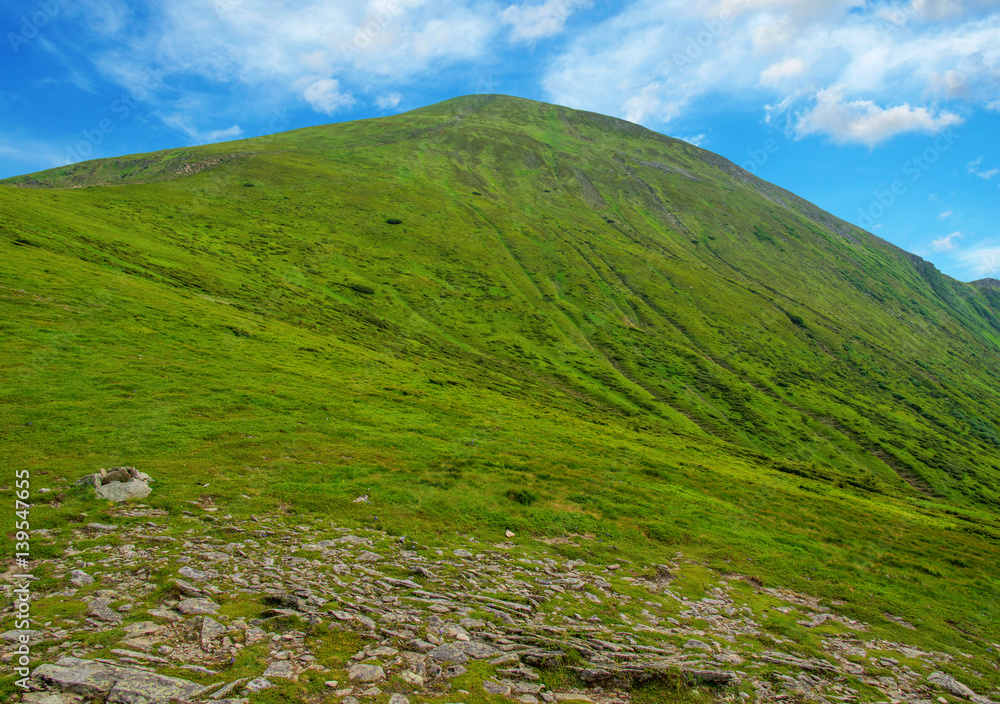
[1,95,999,695]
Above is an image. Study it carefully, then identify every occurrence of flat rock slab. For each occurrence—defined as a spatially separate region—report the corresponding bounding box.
[95,479,151,502]
[928,672,977,699]
[348,664,385,682]
[123,622,164,638]
[263,661,295,679]
[456,640,501,659]
[70,569,94,586]
[88,598,123,624]
[32,656,205,703]
[177,598,220,614]
[242,678,275,694]
[429,643,469,664]
[484,681,513,696]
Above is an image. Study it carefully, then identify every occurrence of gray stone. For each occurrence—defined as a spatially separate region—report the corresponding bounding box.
[553,695,592,702]
[147,608,183,622]
[95,479,151,502]
[456,640,501,659]
[356,550,382,562]
[242,678,275,694]
[453,549,474,558]
[389,694,409,704]
[70,569,94,586]
[89,598,123,624]
[177,597,219,614]
[32,657,205,703]
[201,616,227,646]
[208,677,248,699]
[19,694,67,704]
[348,664,385,682]
[442,664,467,678]
[929,672,977,699]
[263,660,295,679]
[179,566,210,581]
[123,621,163,638]
[430,643,469,664]
[683,639,714,651]
[484,681,513,696]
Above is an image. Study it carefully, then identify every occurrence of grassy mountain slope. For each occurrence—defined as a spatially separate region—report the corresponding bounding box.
[2,95,999,677]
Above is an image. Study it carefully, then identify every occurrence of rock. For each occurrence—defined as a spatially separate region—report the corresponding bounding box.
[485,680,513,696]
[147,608,183,622]
[20,694,67,704]
[443,664,467,678]
[263,660,295,679]
[929,672,977,699]
[506,530,516,538]
[343,697,360,704]
[400,671,425,686]
[453,549,474,558]
[356,551,382,562]
[684,670,736,684]
[389,695,410,704]
[70,569,94,586]
[429,643,469,664]
[89,598,123,624]
[242,678,275,694]
[209,678,248,700]
[347,664,385,682]
[554,695,593,702]
[456,640,501,659]
[95,479,151,502]
[519,696,539,704]
[177,598,220,615]
[201,617,227,646]
[179,566,210,581]
[324,680,340,688]
[32,656,205,703]
[684,639,714,651]
[123,622,163,638]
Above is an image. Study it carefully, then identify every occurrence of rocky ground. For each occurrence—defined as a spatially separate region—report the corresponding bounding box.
[3,504,999,704]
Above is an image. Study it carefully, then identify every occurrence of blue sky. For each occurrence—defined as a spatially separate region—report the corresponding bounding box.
[2,0,999,281]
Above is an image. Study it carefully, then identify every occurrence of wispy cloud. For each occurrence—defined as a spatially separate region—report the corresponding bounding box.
[967,156,999,179]
[932,231,963,252]
[959,246,1000,277]
[375,92,402,110]
[939,209,954,218]
[501,0,592,42]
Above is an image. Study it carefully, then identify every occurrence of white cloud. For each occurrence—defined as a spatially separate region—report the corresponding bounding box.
[300,77,355,115]
[162,113,244,144]
[939,209,954,218]
[959,246,1000,277]
[501,0,591,42]
[967,156,999,178]
[793,86,963,146]
[760,57,808,86]
[538,0,1000,146]
[932,231,963,251]
[681,133,708,146]
[375,92,402,110]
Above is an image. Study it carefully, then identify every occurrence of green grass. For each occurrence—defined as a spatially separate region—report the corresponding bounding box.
[1,94,999,685]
